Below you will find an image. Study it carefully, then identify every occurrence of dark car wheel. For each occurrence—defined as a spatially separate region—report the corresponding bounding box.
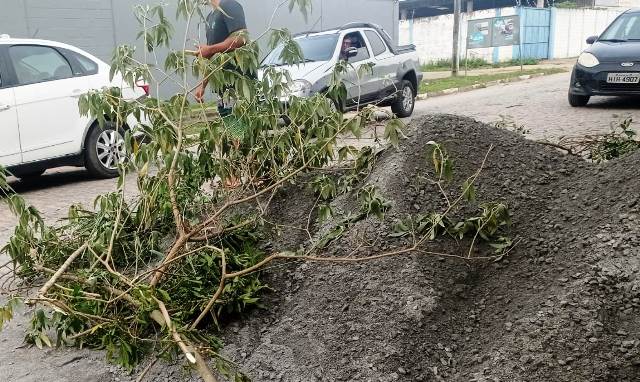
[568,93,590,107]
[85,122,126,179]
[392,80,416,118]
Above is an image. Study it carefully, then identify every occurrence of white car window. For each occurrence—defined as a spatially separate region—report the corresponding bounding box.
[365,30,387,56]
[9,45,73,85]
[340,32,370,63]
[70,50,99,74]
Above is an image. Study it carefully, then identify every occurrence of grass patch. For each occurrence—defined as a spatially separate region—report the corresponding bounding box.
[555,1,578,8]
[420,57,540,72]
[419,68,567,94]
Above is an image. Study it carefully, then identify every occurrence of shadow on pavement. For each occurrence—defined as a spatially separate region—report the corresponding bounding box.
[6,168,97,194]
[586,96,640,110]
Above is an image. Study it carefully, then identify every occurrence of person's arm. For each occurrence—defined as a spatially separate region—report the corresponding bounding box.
[198,31,247,58]
[199,1,247,58]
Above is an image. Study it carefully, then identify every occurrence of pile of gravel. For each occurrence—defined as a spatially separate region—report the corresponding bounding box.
[216,115,639,382]
[9,115,635,382]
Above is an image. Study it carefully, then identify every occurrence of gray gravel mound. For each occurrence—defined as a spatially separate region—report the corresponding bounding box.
[220,114,640,382]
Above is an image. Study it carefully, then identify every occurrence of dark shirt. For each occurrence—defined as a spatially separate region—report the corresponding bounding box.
[206,0,247,45]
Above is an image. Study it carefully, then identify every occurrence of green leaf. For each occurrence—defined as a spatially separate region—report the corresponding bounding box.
[384,119,404,148]
[318,204,333,222]
[462,180,476,202]
[40,333,53,348]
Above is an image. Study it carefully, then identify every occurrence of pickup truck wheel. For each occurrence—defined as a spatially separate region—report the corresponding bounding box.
[392,80,416,118]
[85,122,126,179]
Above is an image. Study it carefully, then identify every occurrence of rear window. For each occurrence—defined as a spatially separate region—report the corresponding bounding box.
[365,30,387,56]
[74,52,98,74]
[61,49,99,76]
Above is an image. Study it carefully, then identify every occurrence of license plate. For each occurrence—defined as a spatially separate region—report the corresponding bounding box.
[607,73,640,84]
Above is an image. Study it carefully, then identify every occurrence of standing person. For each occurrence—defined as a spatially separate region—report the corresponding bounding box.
[194,0,249,188]
[194,0,248,112]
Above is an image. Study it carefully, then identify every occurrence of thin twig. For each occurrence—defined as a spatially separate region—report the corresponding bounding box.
[37,243,88,298]
[154,298,218,382]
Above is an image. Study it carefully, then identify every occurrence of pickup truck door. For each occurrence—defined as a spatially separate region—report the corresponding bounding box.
[363,29,398,100]
[341,31,377,106]
[0,50,22,168]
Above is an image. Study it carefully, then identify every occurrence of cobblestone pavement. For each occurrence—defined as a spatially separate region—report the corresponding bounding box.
[0,169,138,246]
[414,71,640,141]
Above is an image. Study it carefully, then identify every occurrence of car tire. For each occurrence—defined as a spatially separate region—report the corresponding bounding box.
[391,80,416,118]
[12,169,45,180]
[84,122,126,179]
[568,93,590,107]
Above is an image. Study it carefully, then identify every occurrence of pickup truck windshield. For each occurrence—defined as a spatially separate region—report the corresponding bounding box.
[600,13,640,41]
[262,34,339,66]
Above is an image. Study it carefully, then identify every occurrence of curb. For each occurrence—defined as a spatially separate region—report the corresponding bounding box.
[416,72,552,101]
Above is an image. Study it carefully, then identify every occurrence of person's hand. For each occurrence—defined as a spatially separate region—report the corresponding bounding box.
[195,84,206,103]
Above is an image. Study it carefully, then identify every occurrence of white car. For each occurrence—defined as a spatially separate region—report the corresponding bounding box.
[0,35,147,179]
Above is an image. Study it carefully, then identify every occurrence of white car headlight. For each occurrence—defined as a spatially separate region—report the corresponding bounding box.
[287,79,312,98]
[577,52,600,68]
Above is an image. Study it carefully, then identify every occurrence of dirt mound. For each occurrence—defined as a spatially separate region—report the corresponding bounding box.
[216,115,640,382]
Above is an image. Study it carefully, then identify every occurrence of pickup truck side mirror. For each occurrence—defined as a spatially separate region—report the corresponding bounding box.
[586,35,598,44]
[346,47,358,58]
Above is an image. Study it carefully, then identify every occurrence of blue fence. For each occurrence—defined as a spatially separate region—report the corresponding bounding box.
[513,7,552,60]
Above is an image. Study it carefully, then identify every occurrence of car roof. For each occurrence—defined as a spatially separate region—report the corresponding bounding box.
[294,23,383,38]
[0,36,76,49]
[626,8,640,14]
[0,36,104,64]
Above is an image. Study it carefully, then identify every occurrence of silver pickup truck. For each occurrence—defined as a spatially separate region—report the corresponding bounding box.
[261,23,423,118]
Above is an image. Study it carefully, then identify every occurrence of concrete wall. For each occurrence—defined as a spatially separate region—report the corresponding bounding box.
[399,7,518,64]
[2,0,398,61]
[2,0,398,97]
[596,0,640,7]
[400,6,624,64]
[551,7,622,59]
[1,0,116,60]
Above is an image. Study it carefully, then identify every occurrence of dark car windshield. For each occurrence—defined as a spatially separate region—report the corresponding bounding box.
[600,13,640,41]
[262,34,339,66]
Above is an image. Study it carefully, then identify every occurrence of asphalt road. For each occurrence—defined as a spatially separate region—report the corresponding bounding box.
[414,71,640,141]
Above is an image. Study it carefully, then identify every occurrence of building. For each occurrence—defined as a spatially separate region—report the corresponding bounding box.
[400,0,640,18]
[400,0,519,18]
[1,0,399,96]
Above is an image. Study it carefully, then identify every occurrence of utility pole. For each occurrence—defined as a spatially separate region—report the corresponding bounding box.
[452,0,461,76]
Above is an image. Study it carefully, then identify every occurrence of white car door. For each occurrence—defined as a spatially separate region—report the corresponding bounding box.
[0,77,21,168]
[8,44,89,163]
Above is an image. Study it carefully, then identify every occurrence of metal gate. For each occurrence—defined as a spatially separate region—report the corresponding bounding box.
[515,7,551,60]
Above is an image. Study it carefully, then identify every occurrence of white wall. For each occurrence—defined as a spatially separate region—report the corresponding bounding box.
[551,7,622,59]
[399,7,517,64]
[400,6,624,65]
